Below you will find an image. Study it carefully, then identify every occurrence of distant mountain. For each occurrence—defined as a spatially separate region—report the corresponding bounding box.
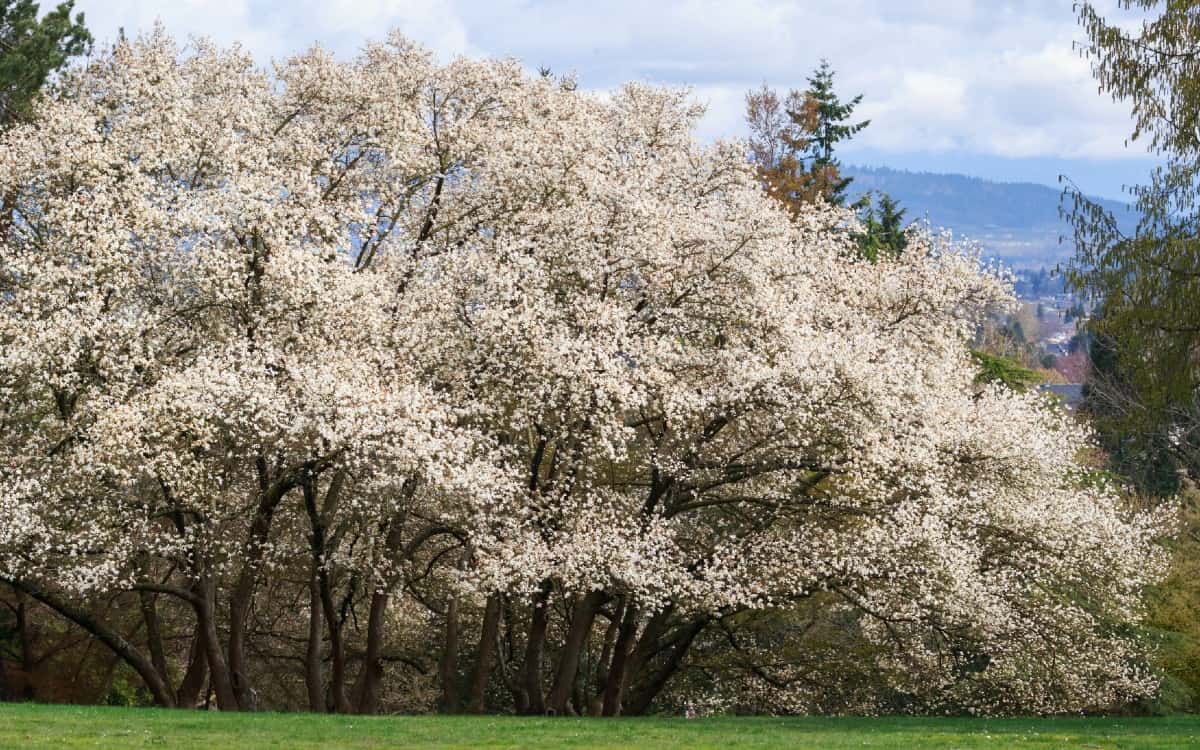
[843,166,1138,267]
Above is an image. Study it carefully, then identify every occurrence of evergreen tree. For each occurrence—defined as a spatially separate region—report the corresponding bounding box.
[0,0,91,127]
[971,349,1041,393]
[856,191,908,261]
[804,59,869,206]
[745,60,868,212]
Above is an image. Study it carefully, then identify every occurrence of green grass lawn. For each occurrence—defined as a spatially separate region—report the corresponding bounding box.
[0,703,1197,749]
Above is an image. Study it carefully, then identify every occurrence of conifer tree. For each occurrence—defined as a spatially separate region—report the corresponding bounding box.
[857,192,908,261]
[745,60,869,212]
[0,1,91,127]
[804,59,869,205]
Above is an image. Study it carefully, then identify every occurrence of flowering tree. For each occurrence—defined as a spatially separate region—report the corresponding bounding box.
[0,30,508,710]
[0,28,1170,715]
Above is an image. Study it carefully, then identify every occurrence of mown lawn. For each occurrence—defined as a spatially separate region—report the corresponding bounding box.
[0,703,1196,749]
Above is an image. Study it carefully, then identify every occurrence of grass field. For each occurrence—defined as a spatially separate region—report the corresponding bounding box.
[0,703,1197,749]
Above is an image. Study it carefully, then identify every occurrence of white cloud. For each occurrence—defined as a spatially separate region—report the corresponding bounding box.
[72,0,1144,163]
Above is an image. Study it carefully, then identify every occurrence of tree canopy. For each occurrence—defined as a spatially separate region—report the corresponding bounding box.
[0,28,1169,716]
[1064,0,1200,491]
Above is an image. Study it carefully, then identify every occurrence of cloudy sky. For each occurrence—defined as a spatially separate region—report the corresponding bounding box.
[73,0,1155,199]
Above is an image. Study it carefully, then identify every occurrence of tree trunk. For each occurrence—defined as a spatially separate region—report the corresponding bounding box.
[175,627,208,708]
[601,600,639,716]
[15,594,34,701]
[351,586,388,715]
[303,474,350,713]
[5,578,175,708]
[305,572,325,712]
[197,578,238,711]
[623,606,673,691]
[138,589,172,694]
[547,589,605,715]
[521,581,552,715]
[228,479,288,711]
[467,595,500,713]
[0,646,10,702]
[595,598,622,696]
[439,594,460,713]
[317,569,349,712]
[623,618,706,716]
[225,581,254,710]
[351,515,406,715]
[499,596,529,713]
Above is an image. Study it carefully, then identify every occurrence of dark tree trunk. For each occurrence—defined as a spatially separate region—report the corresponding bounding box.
[0,647,10,702]
[305,572,325,712]
[467,594,501,713]
[354,510,458,715]
[547,590,605,715]
[438,595,460,713]
[601,600,639,716]
[623,606,673,689]
[15,594,34,701]
[5,578,175,708]
[499,596,529,713]
[228,468,291,711]
[197,578,238,711]
[318,567,349,712]
[138,589,172,694]
[521,581,552,715]
[225,583,254,710]
[595,598,622,693]
[352,587,387,714]
[623,618,706,716]
[175,627,208,709]
[351,515,408,715]
[303,473,350,713]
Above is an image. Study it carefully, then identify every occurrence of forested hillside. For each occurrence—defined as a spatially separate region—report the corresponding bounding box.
[844,166,1137,266]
